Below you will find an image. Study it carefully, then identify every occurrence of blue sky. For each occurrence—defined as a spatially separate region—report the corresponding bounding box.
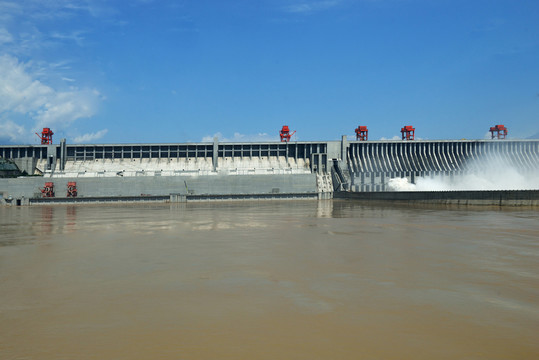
[0,0,538,144]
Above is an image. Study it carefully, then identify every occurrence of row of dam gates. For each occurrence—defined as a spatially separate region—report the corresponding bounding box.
[1,137,539,200]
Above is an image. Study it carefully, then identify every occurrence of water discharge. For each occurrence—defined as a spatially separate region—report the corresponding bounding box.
[1,201,538,359]
[388,157,539,191]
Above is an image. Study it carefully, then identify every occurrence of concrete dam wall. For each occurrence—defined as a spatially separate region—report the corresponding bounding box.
[0,141,332,201]
[1,138,538,203]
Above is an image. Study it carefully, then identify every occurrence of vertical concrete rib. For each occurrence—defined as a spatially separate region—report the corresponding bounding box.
[390,143,401,172]
[383,143,390,172]
[352,144,358,171]
[531,142,539,168]
[358,144,366,172]
[369,143,375,172]
[353,145,359,173]
[446,142,456,170]
[428,142,438,171]
[436,142,448,171]
[446,142,455,170]
[511,142,524,170]
[372,143,379,171]
[423,143,433,171]
[379,143,386,171]
[366,143,373,172]
[521,141,532,169]
[397,143,405,171]
[412,143,422,171]
[378,143,385,171]
[415,142,426,171]
[516,142,526,169]
[387,143,396,172]
[436,142,449,171]
[363,143,371,172]
[429,142,441,171]
[454,142,465,170]
[403,143,413,172]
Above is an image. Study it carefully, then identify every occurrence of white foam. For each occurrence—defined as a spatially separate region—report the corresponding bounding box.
[388,157,539,191]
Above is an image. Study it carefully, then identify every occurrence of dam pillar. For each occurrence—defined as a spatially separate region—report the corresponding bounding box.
[341,135,348,163]
[59,138,66,171]
[46,144,57,172]
[212,137,218,172]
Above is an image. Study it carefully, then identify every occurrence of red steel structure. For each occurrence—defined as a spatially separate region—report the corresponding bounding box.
[355,126,368,141]
[490,124,508,139]
[40,182,55,197]
[67,182,78,197]
[36,128,54,144]
[279,125,296,142]
[401,125,415,140]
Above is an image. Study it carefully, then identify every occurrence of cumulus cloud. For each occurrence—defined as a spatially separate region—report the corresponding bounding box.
[72,128,108,143]
[0,54,102,144]
[202,132,279,142]
[0,120,26,143]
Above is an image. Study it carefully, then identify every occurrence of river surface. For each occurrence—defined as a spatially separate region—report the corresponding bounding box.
[1,201,538,359]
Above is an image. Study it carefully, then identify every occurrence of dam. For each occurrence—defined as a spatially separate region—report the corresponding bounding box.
[1,136,539,205]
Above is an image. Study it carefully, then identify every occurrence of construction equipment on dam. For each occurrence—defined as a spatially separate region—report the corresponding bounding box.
[355,126,368,141]
[401,125,415,140]
[279,125,296,142]
[36,128,54,145]
[490,124,508,139]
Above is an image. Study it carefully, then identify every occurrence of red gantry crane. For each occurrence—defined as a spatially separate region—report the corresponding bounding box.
[355,126,368,141]
[279,125,296,142]
[401,125,415,140]
[489,124,508,139]
[36,128,54,144]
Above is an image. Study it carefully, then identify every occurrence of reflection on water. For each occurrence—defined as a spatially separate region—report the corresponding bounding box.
[1,201,538,359]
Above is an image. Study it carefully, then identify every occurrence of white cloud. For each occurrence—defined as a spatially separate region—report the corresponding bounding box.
[0,0,115,21]
[0,120,26,143]
[380,135,401,140]
[283,0,342,14]
[51,30,87,46]
[0,54,102,143]
[72,128,108,143]
[379,135,424,141]
[202,132,279,142]
[0,27,13,44]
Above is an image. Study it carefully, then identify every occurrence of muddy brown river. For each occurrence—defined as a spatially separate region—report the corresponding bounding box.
[1,201,538,359]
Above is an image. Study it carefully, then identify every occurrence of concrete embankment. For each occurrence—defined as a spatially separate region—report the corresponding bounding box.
[334,190,539,206]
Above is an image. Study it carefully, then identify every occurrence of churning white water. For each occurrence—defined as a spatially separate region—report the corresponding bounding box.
[388,157,539,191]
